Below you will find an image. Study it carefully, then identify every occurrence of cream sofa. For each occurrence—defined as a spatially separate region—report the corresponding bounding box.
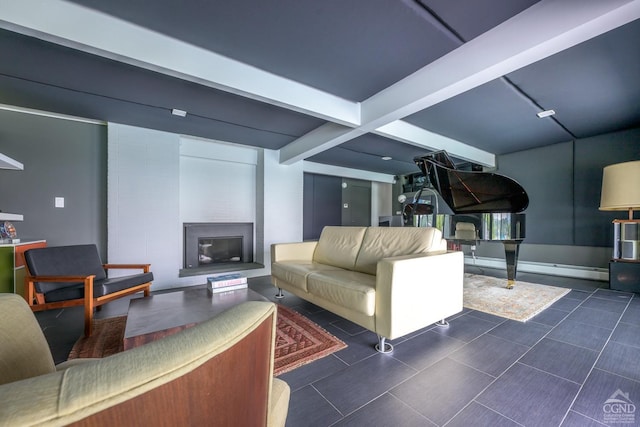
[0,294,289,427]
[271,226,464,352]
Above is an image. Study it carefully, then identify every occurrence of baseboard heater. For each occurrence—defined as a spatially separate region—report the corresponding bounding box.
[464,256,608,282]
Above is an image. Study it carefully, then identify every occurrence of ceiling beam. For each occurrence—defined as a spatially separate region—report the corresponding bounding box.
[278,123,365,166]
[0,0,360,126]
[280,0,640,165]
[374,121,495,166]
[303,161,395,184]
[360,0,640,129]
[2,0,638,171]
[0,0,492,167]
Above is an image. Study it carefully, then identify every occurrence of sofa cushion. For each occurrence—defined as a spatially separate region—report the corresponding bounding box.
[272,261,343,292]
[313,226,367,270]
[307,270,376,316]
[354,227,445,275]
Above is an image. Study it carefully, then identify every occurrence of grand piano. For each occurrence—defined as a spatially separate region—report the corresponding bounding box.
[412,150,529,289]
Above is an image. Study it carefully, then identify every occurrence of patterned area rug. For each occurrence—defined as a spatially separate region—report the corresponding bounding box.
[464,273,571,322]
[274,305,346,376]
[68,316,126,359]
[68,305,346,376]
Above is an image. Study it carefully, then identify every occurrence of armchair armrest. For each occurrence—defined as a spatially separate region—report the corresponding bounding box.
[271,241,318,263]
[103,264,151,273]
[26,275,96,283]
[375,251,464,339]
[25,275,96,331]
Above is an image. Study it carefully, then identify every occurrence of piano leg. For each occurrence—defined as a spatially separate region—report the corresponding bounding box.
[503,241,521,289]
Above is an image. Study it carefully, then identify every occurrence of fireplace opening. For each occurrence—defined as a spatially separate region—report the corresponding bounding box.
[198,236,243,265]
[183,222,255,274]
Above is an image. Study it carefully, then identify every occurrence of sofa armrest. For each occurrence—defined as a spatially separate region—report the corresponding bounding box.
[271,241,318,263]
[375,251,464,339]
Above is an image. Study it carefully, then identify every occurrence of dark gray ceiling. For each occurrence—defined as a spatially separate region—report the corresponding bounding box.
[0,0,639,176]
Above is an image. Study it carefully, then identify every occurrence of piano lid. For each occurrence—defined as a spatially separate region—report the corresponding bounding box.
[414,151,529,214]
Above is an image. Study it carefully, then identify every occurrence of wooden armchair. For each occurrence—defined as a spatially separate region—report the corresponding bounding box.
[24,244,152,336]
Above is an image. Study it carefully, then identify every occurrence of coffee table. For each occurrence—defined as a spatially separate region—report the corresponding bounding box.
[123,286,268,350]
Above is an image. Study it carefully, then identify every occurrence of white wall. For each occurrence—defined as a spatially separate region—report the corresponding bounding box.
[257,149,304,268]
[179,137,256,223]
[107,123,181,289]
[108,125,307,290]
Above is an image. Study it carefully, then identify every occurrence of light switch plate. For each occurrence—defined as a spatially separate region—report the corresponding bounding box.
[55,197,64,208]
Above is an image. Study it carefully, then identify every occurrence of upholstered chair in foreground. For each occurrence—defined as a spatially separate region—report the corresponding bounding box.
[0,294,289,426]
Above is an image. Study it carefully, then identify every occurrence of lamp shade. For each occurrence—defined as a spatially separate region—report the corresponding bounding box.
[599,160,640,213]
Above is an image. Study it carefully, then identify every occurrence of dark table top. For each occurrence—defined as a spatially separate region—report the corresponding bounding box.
[124,286,268,342]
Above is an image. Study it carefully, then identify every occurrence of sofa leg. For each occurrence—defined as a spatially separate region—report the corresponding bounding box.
[435,318,450,327]
[375,336,393,354]
[275,288,285,299]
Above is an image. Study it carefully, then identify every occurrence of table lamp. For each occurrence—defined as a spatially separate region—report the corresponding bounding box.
[599,160,640,220]
[600,160,640,261]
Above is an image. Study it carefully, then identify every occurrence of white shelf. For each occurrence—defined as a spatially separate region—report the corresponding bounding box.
[0,213,23,221]
[0,153,23,170]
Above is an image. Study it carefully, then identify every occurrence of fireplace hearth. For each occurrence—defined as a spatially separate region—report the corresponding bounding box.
[182,222,260,276]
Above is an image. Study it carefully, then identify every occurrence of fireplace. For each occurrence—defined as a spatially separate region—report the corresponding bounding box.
[184,223,253,271]
[198,236,243,265]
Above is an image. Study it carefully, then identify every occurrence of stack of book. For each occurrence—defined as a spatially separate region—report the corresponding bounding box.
[207,273,248,293]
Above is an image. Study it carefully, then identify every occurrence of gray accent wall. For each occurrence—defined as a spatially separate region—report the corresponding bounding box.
[497,141,574,245]
[574,131,640,247]
[303,174,373,240]
[341,178,371,227]
[473,128,640,269]
[303,173,341,241]
[0,110,107,256]
[498,128,640,248]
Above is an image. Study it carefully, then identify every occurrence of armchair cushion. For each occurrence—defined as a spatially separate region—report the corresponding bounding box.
[24,244,153,301]
[24,244,107,295]
[0,294,55,386]
[42,272,155,302]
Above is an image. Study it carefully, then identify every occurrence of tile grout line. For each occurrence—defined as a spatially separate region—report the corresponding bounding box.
[310,383,346,421]
[557,292,636,426]
[440,287,596,426]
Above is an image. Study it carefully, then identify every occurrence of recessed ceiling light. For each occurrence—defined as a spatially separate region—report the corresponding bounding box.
[381,156,392,161]
[171,108,187,117]
[536,109,555,118]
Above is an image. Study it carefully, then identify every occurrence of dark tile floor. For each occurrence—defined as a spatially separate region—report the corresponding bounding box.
[36,266,639,427]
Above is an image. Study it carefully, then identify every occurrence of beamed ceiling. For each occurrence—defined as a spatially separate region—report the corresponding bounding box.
[1,0,639,176]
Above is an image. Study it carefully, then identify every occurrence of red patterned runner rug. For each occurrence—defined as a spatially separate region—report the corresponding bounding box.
[68,305,347,376]
[273,305,346,376]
